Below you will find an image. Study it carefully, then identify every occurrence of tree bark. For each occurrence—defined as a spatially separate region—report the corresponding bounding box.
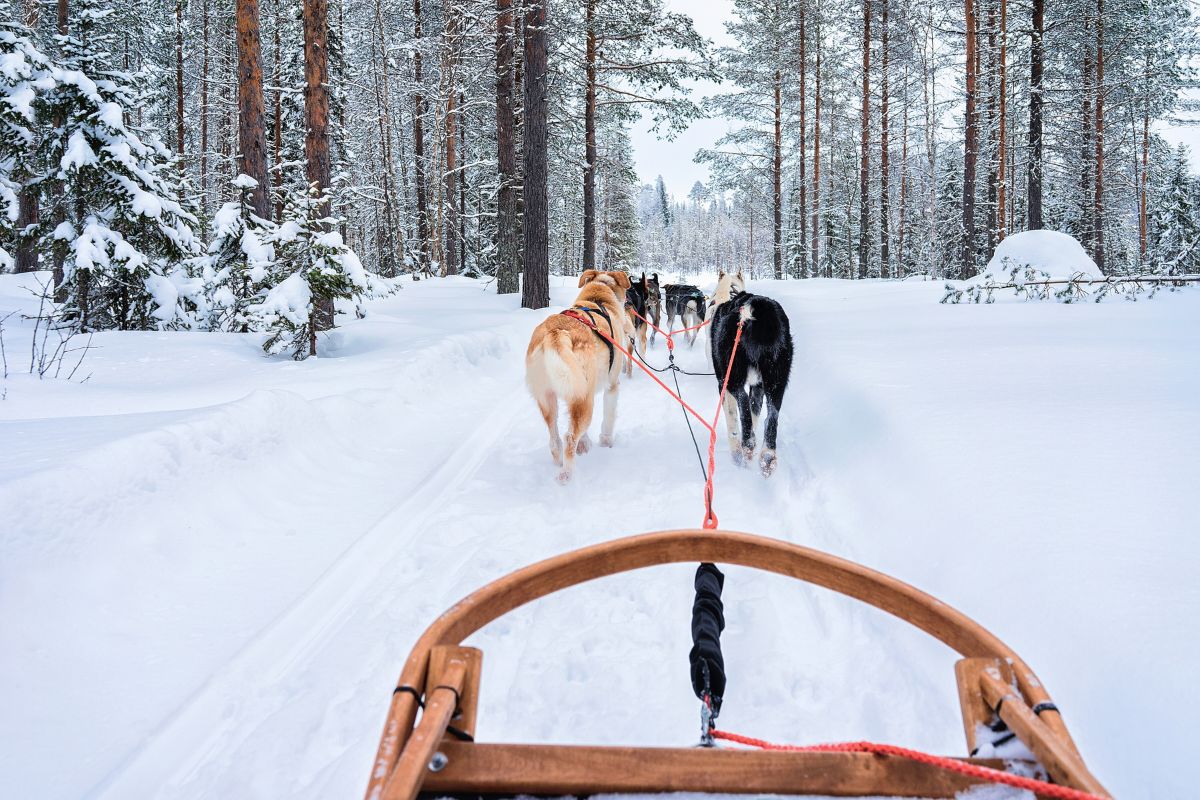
[521,0,549,309]
[303,0,333,352]
[798,1,808,278]
[879,0,890,279]
[581,0,597,272]
[773,66,783,280]
[996,0,1007,241]
[200,0,210,207]
[962,0,978,278]
[412,0,431,272]
[812,0,822,277]
[175,0,185,163]
[1027,0,1044,229]
[236,0,271,218]
[858,0,870,278]
[14,0,39,273]
[1093,0,1105,273]
[443,7,459,277]
[495,0,520,293]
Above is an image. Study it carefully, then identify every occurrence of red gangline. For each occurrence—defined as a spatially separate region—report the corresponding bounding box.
[710,729,1107,800]
[560,307,741,529]
[625,304,711,353]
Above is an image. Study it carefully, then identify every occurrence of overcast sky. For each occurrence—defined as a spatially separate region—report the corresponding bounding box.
[628,0,735,199]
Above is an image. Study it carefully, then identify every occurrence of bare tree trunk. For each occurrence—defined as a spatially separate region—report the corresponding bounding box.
[52,0,68,295]
[200,0,210,209]
[1027,0,1044,229]
[858,0,870,278]
[1139,96,1150,260]
[1080,27,1093,254]
[581,0,597,272]
[899,62,908,276]
[986,0,998,253]
[304,0,332,353]
[1093,0,1105,273]
[996,0,1007,241]
[412,0,431,272]
[236,0,271,218]
[798,1,808,278]
[14,0,39,273]
[879,0,890,278]
[495,0,520,293]
[459,90,467,272]
[773,66,783,280]
[272,0,284,220]
[962,0,979,278]
[521,0,549,309]
[175,0,185,165]
[812,0,821,278]
[443,6,459,277]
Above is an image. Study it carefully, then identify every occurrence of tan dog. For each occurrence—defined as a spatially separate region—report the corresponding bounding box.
[525,269,632,483]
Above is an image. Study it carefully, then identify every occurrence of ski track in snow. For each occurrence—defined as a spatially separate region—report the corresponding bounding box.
[2,273,1196,800]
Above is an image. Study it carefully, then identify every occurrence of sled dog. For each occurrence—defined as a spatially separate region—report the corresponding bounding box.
[662,283,707,346]
[525,269,632,483]
[708,270,793,477]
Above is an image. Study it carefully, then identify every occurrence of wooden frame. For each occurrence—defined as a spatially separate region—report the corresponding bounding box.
[365,530,1109,800]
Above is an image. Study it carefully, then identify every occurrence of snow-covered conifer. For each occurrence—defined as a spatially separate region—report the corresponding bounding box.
[36,0,199,330]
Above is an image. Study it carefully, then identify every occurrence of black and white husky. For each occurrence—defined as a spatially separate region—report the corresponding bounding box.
[663,283,707,346]
[707,271,793,477]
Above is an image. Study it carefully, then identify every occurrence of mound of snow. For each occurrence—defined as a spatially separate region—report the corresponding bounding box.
[982,230,1100,280]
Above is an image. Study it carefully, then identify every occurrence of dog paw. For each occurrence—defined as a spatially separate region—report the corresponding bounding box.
[556,469,573,485]
[550,446,563,467]
[760,449,777,478]
[741,444,756,464]
[599,433,614,448]
[730,445,744,466]
[576,435,591,455]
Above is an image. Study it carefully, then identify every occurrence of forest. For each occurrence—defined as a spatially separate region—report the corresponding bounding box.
[1,0,1198,356]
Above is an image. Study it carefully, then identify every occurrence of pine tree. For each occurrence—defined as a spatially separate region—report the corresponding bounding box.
[37,0,199,330]
[1149,147,1200,276]
[0,1,50,273]
[195,174,276,331]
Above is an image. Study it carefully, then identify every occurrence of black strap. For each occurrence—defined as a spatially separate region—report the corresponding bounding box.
[393,685,475,742]
[563,304,616,370]
[1032,701,1059,716]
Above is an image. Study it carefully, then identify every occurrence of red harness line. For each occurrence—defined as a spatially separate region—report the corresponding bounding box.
[625,303,709,353]
[559,307,742,529]
[710,729,1107,800]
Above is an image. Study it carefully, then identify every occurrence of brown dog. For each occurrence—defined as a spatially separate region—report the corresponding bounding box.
[525,269,632,483]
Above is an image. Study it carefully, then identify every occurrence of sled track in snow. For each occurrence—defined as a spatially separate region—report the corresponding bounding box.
[85,385,527,800]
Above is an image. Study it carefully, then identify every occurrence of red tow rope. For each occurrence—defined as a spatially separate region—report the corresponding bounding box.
[710,729,1107,800]
[560,307,741,529]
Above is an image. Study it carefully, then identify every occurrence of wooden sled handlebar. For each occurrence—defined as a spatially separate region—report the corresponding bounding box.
[365,529,1108,800]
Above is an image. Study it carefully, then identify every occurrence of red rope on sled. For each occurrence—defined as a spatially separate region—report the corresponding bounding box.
[709,729,1107,800]
[560,308,742,529]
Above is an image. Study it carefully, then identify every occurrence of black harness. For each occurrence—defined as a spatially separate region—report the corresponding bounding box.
[561,303,617,370]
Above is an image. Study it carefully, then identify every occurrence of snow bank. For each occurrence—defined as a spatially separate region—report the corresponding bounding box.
[981,230,1101,280]
[1,273,1194,800]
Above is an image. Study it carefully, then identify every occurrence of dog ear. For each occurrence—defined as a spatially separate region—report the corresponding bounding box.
[578,269,599,288]
[651,272,659,286]
[611,271,632,289]
[718,270,726,279]
[736,270,744,281]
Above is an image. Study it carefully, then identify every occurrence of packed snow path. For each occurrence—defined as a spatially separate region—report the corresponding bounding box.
[2,274,1196,799]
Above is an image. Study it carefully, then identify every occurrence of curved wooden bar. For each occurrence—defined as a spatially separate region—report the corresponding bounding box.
[365,530,1102,800]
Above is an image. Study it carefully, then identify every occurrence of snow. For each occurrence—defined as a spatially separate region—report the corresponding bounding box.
[61,128,96,172]
[233,173,260,189]
[982,230,1102,280]
[1,272,1195,800]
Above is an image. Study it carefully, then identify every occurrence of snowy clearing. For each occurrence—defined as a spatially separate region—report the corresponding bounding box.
[1,272,1196,799]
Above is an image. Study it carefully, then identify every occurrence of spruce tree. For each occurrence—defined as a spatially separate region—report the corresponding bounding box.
[37,0,199,330]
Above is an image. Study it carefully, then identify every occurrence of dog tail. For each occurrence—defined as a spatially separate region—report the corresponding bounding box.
[541,329,586,398]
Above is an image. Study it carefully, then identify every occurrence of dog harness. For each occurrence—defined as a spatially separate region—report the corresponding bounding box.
[560,303,616,370]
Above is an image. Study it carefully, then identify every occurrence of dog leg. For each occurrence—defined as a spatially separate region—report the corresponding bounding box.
[736,389,756,464]
[559,398,594,484]
[760,396,781,477]
[722,391,742,464]
[537,391,563,466]
[599,381,618,447]
[576,431,592,455]
[749,380,765,436]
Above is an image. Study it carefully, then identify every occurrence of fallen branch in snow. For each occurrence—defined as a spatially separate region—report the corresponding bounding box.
[942,262,1200,304]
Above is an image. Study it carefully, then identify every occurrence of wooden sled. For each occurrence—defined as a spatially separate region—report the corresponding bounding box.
[364,530,1109,800]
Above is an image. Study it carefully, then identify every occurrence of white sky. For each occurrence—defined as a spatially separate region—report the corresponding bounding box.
[628,0,735,199]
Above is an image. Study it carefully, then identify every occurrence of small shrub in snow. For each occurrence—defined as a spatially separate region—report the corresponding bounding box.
[191,175,276,331]
[34,0,199,330]
[249,187,388,359]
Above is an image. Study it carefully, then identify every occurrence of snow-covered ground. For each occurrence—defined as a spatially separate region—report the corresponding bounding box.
[1,271,1195,799]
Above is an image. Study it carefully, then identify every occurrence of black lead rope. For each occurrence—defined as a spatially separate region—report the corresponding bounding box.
[391,685,475,742]
[690,561,727,744]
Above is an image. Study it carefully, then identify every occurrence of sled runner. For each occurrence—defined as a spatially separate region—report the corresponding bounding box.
[364,530,1109,800]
